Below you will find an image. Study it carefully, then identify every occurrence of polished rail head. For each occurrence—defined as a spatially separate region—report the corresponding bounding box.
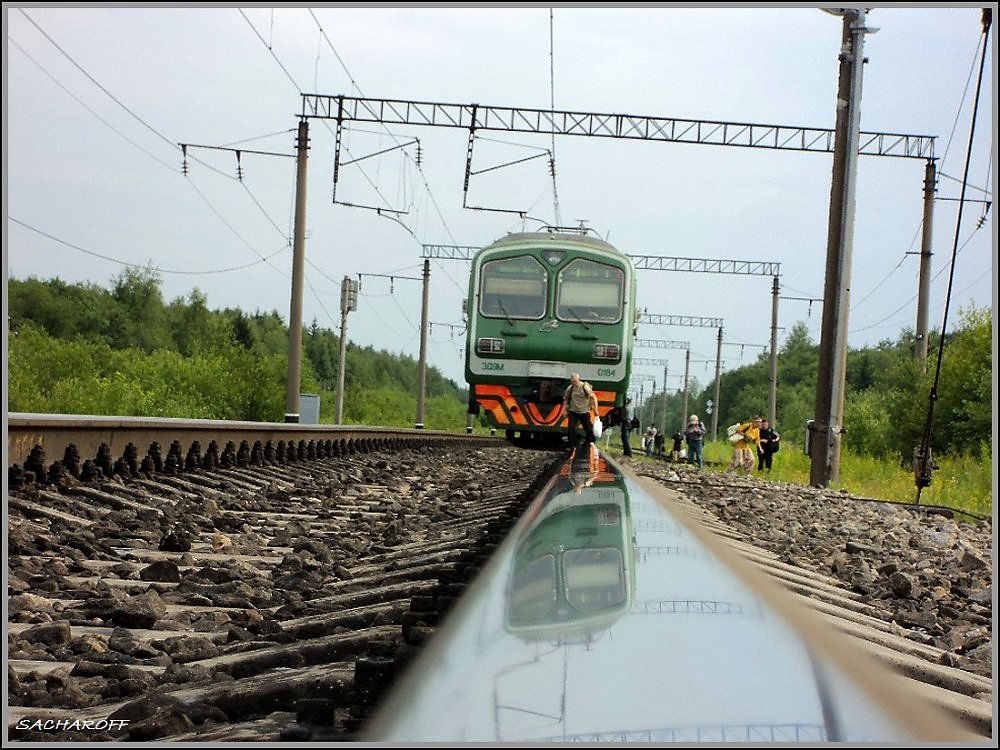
[363,456,979,743]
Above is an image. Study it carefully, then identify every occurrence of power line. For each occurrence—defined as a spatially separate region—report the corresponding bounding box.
[850,227,985,334]
[548,8,562,226]
[238,9,301,92]
[9,216,288,275]
[19,8,176,149]
[305,8,460,248]
[10,22,295,284]
[8,37,178,173]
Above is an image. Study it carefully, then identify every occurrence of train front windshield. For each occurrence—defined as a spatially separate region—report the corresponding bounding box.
[556,259,624,323]
[508,545,626,625]
[480,256,548,319]
[564,548,626,611]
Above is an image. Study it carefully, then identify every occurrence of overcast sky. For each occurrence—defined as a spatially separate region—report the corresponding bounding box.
[5,5,995,399]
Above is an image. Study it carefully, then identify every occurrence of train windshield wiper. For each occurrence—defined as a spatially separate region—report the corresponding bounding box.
[497,298,516,327]
[565,307,591,329]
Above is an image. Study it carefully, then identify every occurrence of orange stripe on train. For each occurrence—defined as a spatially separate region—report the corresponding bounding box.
[474,385,528,426]
[475,385,618,428]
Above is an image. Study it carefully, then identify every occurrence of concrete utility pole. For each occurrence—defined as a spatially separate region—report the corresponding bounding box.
[682,349,691,428]
[661,364,669,433]
[335,276,358,425]
[711,327,723,441]
[914,159,937,370]
[810,9,872,486]
[768,276,780,426]
[415,259,430,428]
[284,119,309,423]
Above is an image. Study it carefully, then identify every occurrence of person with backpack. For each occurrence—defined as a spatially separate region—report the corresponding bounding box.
[684,414,706,470]
[563,372,599,449]
[757,418,780,471]
[727,416,761,473]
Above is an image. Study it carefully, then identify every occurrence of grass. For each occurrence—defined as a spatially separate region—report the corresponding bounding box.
[613,437,993,522]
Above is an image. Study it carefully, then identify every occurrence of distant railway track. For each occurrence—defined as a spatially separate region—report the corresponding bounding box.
[7,413,495,487]
[5,415,991,741]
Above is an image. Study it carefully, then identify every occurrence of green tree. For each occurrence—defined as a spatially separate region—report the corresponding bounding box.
[109,266,171,352]
[8,277,118,343]
[919,305,991,458]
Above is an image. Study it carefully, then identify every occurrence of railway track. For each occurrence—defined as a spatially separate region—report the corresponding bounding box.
[5,417,993,741]
[7,418,561,741]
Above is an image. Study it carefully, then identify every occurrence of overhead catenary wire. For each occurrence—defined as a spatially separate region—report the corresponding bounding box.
[18,9,234,182]
[548,8,562,226]
[301,8,472,314]
[849,227,985,334]
[9,216,288,276]
[914,8,991,504]
[8,37,177,173]
[305,7,461,249]
[15,10,301,283]
[849,26,991,316]
[12,25,296,284]
[11,9,989,393]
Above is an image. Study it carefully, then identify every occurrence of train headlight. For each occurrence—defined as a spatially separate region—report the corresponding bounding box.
[593,343,620,360]
[477,337,505,354]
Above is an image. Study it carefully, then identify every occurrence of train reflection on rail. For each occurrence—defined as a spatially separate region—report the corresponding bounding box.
[364,447,972,743]
[507,445,634,644]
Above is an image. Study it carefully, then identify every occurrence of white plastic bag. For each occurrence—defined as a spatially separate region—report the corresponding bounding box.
[592,416,603,439]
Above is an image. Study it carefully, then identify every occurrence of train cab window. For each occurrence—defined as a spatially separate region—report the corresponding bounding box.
[479,256,547,320]
[508,554,558,623]
[563,547,626,612]
[556,259,624,324]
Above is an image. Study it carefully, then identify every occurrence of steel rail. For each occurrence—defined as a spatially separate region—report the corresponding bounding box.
[7,413,491,478]
[362,448,987,742]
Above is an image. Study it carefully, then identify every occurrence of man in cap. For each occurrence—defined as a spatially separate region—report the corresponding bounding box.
[684,414,706,470]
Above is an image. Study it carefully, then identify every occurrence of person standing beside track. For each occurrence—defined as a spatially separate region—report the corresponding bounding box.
[563,372,599,449]
[757,418,780,471]
[684,414,706,470]
[671,429,684,461]
[620,397,635,457]
[644,425,657,457]
[727,416,761,474]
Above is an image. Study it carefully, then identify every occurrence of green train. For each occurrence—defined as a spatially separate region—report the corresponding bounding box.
[506,445,635,641]
[464,228,637,443]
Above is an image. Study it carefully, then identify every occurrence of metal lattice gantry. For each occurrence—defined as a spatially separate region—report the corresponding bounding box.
[634,339,690,351]
[640,313,724,329]
[301,95,935,159]
[629,257,780,276]
[421,245,782,279]
[422,245,479,260]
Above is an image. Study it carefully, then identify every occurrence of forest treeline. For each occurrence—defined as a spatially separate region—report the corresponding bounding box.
[7,269,469,428]
[7,270,992,462]
[642,306,991,464]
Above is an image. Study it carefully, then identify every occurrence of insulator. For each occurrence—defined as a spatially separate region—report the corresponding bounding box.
[913,445,933,488]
